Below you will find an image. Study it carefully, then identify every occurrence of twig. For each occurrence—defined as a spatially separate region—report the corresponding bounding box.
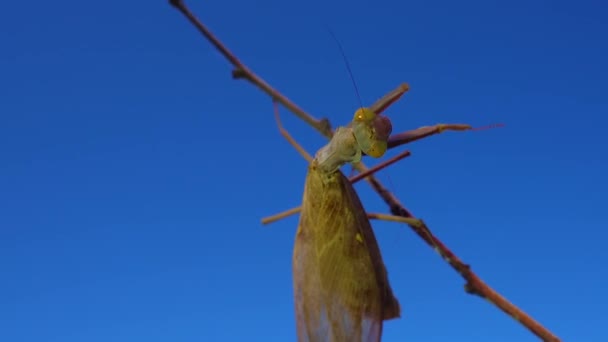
[168,1,560,341]
[388,124,472,148]
[370,83,409,114]
[386,123,507,149]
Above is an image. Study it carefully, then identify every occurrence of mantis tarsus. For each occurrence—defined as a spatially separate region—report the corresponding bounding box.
[272,99,423,341]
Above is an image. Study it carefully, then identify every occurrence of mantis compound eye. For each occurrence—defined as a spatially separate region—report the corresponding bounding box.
[352,114,393,158]
[366,140,388,158]
[372,115,392,141]
[353,108,376,123]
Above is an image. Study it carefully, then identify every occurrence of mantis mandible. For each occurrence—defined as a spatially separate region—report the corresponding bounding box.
[272,97,422,341]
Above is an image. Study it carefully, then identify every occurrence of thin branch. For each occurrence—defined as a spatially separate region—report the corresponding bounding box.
[169,1,560,341]
[387,123,505,149]
[370,83,409,114]
[349,150,412,184]
[388,124,472,148]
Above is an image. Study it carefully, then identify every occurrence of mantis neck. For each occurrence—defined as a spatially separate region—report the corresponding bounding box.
[314,127,361,175]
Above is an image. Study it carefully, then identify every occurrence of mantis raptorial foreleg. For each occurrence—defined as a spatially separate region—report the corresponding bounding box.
[273,100,313,163]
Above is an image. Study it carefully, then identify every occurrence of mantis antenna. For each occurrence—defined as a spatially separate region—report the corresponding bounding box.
[324,25,365,111]
[324,26,394,162]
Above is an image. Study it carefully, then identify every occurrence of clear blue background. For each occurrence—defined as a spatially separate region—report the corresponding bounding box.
[1,0,606,341]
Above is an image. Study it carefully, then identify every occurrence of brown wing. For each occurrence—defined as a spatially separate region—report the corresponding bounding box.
[293,164,400,342]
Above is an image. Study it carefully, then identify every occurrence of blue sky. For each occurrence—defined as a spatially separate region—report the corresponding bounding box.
[1,0,606,341]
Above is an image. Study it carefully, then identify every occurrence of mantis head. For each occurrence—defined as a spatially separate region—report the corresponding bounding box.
[352,108,393,158]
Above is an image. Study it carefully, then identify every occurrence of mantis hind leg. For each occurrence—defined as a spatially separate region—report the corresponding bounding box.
[366,213,422,227]
[366,213,452,263]
[272,100,313,163]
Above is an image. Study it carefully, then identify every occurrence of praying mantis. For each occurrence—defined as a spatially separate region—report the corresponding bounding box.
[265,81,438,341]
[270,97,422,341]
